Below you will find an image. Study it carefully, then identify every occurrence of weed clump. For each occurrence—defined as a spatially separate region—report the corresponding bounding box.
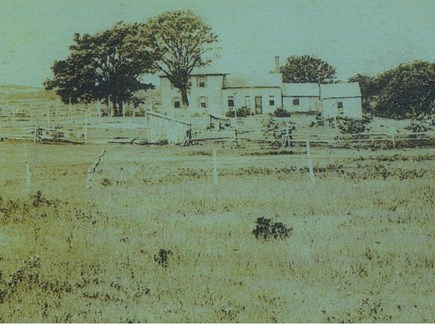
[154,249,173,268]
[252,217,292,240]
[32,191,49,207]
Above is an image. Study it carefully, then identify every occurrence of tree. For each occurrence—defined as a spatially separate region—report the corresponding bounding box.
[45,22,155,116]
[375,61,435,119]
[280,55,336,83]
[348,73,380,111]
[141,10,219,107]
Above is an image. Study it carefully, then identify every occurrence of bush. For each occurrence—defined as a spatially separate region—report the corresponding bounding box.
[154,249,172,268]
[273,107,291,117]
[405,120,432,133]
[252,217,292,240]
[225,106,251,118]
[337,116,371,134]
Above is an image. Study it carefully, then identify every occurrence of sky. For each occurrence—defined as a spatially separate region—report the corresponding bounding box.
[0,0,434,87]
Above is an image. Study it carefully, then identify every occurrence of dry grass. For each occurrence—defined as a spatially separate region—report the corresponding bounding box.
[0,142,434,322]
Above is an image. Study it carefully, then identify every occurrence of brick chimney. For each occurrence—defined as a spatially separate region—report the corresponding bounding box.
[274,56,280,73]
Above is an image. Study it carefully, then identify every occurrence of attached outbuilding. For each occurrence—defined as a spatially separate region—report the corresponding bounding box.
[282,83,320,113]
[320,82,362,119]
[222,73,282,115]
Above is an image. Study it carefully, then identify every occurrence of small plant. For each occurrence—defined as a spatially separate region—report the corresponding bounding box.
[154,249,173,267]
[225,106,251,117]
[273,107,291,117]
[101,178,112,187]
[32,191,48,207]
[337,116,371,135]
[252,217,292,240]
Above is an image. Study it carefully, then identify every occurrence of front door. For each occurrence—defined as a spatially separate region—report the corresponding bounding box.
[255,96,262,114]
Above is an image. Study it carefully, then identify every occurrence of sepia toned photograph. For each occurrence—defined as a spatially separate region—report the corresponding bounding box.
[0,0,434,322]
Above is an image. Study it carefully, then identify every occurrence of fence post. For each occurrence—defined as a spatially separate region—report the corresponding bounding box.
[85,108,88,144]
[12,106,16,136]
[212,149,218,185]
[390,127,396,149]
[24,145,31,194]
[68,97,72,122]
[306,140,315,185]
[87,149,106,189]
[146,110,151,143]
[234,129,239,148]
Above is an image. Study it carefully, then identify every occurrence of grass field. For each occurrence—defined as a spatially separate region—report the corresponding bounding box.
[0,141,434,322]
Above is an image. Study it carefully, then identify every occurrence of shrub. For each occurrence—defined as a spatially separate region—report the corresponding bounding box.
[154,249,173,267]
[252,217,292,240]
[225,106,251,118]
[405,120,432,133]
[273,107,291,117]
[337,116,371,135]
[32,191,49,207]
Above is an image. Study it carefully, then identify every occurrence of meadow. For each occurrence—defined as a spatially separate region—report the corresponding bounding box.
[0,141,434,322]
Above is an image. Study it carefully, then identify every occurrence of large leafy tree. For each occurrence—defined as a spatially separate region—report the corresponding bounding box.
[44,22,154,116]
[141,10,219,107]
[375,61,435,118]
[348,73,380,111]
[280,55,336,83]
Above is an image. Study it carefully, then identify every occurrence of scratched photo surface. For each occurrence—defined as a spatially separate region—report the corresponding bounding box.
[0,0,434,322]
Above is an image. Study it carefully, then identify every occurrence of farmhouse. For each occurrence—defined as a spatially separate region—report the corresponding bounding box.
[159,67,362,119]
[160,69,228,118]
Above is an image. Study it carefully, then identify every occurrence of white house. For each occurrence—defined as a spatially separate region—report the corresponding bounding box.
[282,83,320,113]
[160,69,228,118]
[320,82,362,119]
[222,73,282,115]
[159,67,362,120]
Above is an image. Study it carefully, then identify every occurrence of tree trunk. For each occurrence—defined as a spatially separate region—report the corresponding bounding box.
[112,100,119,117]
[181,86,189,107]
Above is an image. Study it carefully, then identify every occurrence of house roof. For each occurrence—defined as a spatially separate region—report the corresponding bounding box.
[223,73,282,88]
[320,82,361,99]
[282,83,319,97]
[158,67,229,78]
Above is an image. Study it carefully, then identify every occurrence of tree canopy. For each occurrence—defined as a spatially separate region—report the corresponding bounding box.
[44,22,154,116]
[141,10,219,106]
[280,55,336,83]
[374,61,435,119]
[348,73,380,111]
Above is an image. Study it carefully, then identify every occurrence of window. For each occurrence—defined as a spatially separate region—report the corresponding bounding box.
[293,98,300,106]
[269,96,275,106]
[173,97,181,108]
[197,76,207,88]
[227,96,234,108]
[198,96,208,109]
[245,96,250,108]
[337,101,343,109]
